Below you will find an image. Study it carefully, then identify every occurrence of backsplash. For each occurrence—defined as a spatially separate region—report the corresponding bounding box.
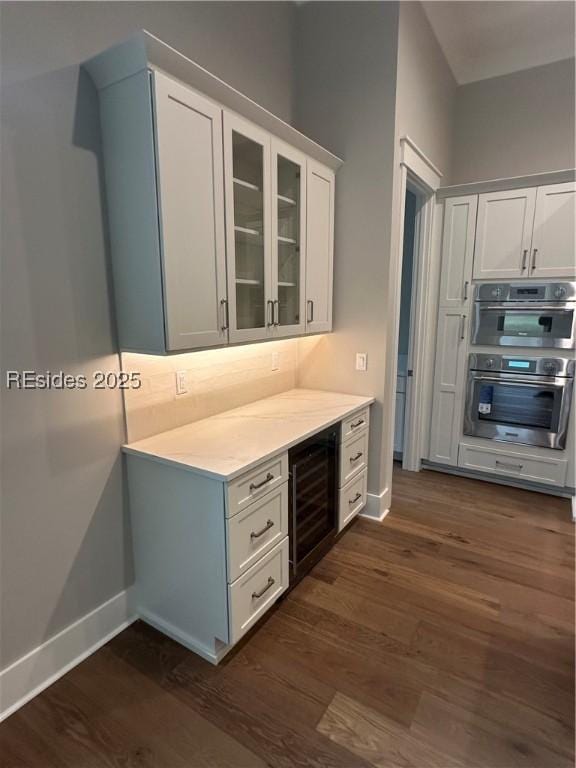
[122,339,301,441]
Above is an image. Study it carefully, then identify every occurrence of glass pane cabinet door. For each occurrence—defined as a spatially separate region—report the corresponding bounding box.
[273,142,306,336]
[224,115,271,342]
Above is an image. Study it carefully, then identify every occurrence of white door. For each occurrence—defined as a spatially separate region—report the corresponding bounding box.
[152,72,228,351]
[223,112,273,343]
[305,160,334,334]
[473,188,536,280]
[530,182,576,278]
[428,309,469,466]
[438,195,477,308]
[271,139,306,337]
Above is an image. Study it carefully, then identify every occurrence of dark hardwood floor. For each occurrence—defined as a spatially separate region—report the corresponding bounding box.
[2,467,574,767]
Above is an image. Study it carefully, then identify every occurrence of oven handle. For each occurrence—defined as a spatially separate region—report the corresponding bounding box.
[470,374,568,388]
[478,304,576,311]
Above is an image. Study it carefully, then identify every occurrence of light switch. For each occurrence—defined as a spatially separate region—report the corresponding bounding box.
[355,353,367,372]
[271,351,280,371]
[176,370,188,395]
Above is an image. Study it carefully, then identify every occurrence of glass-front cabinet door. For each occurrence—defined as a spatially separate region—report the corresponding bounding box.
[272,140,306,337]
[224,113,272,343]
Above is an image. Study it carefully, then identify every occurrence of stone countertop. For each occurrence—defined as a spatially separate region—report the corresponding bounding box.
[123,388,374,481]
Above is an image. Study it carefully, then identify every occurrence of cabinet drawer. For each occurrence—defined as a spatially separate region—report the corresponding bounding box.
[341,408,370,442]
[226,483,288,582]
[227,453,288,517]
[339,429,369,487]
[459,443,568,487]
[339,469,367,532]
[228,537,289,644]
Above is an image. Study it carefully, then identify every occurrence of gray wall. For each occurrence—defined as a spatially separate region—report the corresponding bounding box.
[452,58,576,184]
[0,1,295,668]
[294,1,400,497]
[396,0,456,181]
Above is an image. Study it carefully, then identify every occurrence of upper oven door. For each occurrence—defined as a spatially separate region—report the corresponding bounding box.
[463,371,572,449]
[471,302,575,348]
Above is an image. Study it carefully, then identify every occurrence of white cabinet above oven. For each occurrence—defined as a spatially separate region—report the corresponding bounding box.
[473,182,575,281]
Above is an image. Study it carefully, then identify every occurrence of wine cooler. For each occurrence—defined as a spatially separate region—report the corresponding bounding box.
[288,425,340,585]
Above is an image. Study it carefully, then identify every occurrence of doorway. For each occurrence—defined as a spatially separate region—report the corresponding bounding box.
[394,187,418,462]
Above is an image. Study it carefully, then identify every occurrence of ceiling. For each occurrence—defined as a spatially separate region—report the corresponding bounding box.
[421,1,576,85]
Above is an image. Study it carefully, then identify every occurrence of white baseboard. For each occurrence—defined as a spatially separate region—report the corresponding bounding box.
[359,486,391,522]
[0,589,136,723]
[138,609,226,665]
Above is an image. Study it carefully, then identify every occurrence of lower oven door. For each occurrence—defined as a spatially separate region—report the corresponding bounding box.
[463,372,573,449]
[471,303,575,348]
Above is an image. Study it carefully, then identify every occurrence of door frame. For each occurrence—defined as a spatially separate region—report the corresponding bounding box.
[391,138,443,473]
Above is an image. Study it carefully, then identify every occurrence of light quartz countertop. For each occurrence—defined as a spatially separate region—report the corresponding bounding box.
[123,388,374,481]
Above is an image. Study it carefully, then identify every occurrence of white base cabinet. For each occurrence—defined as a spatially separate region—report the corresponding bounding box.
[338,408,370,531]
[126,452,290,664]
[458,443,568,488]
[126,406,370,663]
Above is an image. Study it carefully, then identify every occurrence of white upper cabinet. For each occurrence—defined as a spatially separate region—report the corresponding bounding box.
[223,113,273,344]
[306,160,335,334]
[473,188,536,280]
[472,182,575,281]
[530,182,576,278]
[86,34,341,354]
[271,140,306,337]
[438,195,477,308]
[153,72,228,351]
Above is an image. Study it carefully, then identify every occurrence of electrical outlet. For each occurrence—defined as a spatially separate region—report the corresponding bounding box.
[175,370,188,395]
[271,351,280,371]
[355,353,367,372]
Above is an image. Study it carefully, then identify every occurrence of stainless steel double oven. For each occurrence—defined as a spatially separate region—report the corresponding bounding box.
[464,282,575,450]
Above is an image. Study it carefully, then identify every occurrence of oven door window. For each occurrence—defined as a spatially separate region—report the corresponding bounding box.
[474,380,561,432]
[474,306,574,347]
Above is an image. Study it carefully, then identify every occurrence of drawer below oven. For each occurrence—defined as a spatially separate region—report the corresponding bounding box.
[458,442,568,487]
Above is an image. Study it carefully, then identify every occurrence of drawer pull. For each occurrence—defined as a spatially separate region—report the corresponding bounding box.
[350,451,363,463]
[495,459,523,471]
[249,472,274,492]
[250,519,274,540]
[351,419,365,430]
[252,576,275,600]
[349,492,362,505]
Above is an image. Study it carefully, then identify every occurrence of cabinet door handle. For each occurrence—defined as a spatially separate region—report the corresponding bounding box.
[531,248,538,271]
[251,576,275,600]
[463,280,469,301]
[349,492,362,505]
[521,249,528,271]
[307,299,314,323]
[267,300,275,327]
[250,519,274,540]
[459,314,466,341]
[351,419,365,430]
[274,299,280,327]
[220,299,229,331]
[495,460,523,471]
[350,451,363,463]
[249,472,274,492]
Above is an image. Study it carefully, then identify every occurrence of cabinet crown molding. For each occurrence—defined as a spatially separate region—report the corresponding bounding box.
[437,168,576,199]
[83,30,343,172]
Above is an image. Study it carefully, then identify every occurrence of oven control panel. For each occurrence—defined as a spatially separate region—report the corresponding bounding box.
[475,282,576,302]
[469,353,575,378]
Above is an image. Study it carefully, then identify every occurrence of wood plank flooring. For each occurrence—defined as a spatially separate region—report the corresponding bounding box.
[2,467,574,767]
